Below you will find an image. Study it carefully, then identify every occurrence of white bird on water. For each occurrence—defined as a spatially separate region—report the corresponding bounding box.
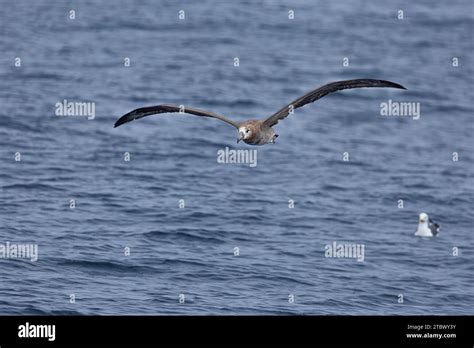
[415,213,440,237]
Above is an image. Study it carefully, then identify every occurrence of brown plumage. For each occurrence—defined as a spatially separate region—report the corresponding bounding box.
[114,78,406,145]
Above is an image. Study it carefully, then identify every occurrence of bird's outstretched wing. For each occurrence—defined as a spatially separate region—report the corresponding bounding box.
[263,79,406,127]
[114,104,239,129]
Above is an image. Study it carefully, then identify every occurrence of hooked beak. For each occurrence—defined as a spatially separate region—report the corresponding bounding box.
[237,131,244,143]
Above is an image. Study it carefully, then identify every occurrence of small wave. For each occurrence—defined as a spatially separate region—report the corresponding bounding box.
[144,229,225,244]
[1,182,64,192]
[57,259,157,274]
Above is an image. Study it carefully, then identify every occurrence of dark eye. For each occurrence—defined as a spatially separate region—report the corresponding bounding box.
[245,130,249,133]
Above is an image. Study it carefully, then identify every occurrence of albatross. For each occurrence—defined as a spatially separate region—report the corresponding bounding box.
[114,78,406,145]
[415,213,440,237]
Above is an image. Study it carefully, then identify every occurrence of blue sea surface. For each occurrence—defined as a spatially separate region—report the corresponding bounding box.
[0,0,473,314]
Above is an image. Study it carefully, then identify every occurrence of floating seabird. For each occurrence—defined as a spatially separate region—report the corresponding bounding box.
[415,213,440,237]
[114,79,406,145]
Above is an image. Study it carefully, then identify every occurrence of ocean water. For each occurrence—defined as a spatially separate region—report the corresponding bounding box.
[0,0,472,315]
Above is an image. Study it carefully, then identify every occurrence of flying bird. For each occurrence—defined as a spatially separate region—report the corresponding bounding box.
[415,213,440,237]
[114,79,406,145]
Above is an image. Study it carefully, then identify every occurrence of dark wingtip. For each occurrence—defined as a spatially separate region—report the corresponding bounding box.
[113,115,129,128]
[380,79,407,90]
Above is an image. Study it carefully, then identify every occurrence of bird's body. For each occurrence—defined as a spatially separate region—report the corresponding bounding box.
[415,213,440,237]
[237,120,277,145]
[114,79,406,145]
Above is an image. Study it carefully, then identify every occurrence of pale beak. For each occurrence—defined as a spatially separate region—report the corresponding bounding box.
[237,132,244,143]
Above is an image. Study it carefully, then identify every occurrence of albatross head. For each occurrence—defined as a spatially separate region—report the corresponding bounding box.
[237,126,252,143]
[419,213,429,225]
